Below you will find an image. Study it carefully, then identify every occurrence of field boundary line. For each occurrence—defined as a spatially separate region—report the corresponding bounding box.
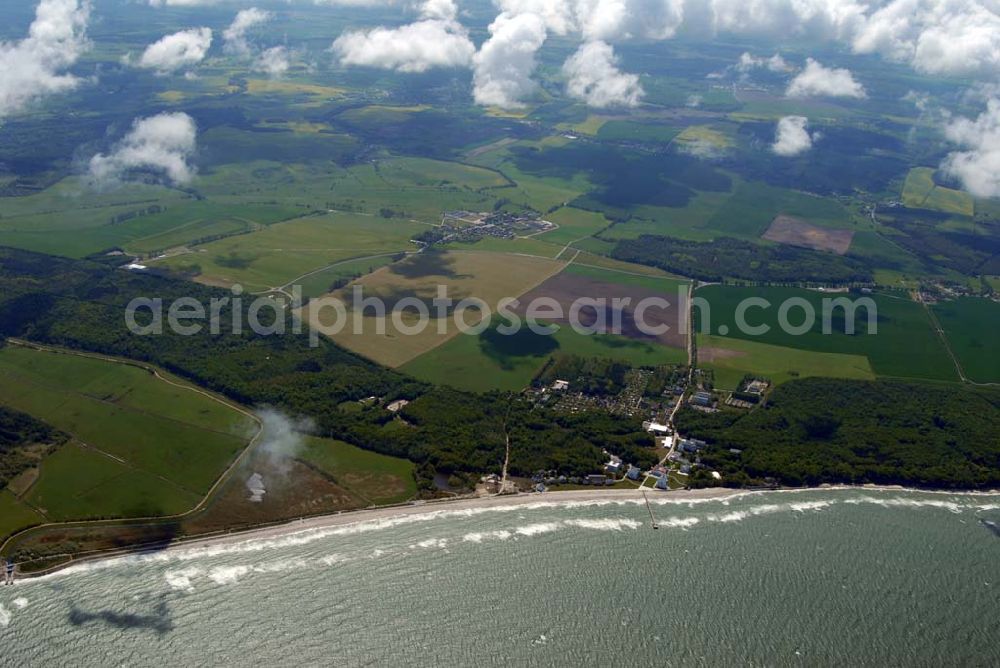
[0,339,266,559]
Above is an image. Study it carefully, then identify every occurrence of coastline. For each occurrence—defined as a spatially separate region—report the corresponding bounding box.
[15,488,737,580]
[169,487,741,552]
[13,484,1000,581]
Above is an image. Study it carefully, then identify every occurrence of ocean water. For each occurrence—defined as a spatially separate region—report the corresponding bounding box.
[1,489,999,666]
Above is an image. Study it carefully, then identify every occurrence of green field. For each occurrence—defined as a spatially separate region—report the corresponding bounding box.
[931,297,1000,384]
[156,212,425,290]
[448,236,565,258]
[600,177,856,243]
[596,120,681,143]
[402,324,686,392]
[0,176,307,259]
[537,207,612,245]
[705,179,855,237]
[0,346,254,525]
[294,254,401,300]
[698,334,876,390]
[902,167,975,216]
[695,285,958,382]
[0,490,45,541]
[299,436,417,506]
[25,441,200,521]
[401,262,689,391]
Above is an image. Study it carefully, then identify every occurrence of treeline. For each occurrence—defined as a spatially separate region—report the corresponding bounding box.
[0,404,66,488]
[0,247,652,479]
[675,377,1000,489]
[612,235,873,284]
[878,208,1000,276]
[109,205,164,226]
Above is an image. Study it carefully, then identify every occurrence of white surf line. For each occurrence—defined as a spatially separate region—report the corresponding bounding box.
[15,485,1000,582]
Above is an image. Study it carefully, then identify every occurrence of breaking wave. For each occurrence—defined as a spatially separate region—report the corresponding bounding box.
[17,489,1000,587]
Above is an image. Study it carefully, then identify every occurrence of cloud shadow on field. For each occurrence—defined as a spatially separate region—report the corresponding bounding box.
[388,251,468,279]
[479,326,559,370]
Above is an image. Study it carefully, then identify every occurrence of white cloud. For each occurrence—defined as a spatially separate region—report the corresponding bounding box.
[139,28,213,74]
[786,58,865,99]
[940,98,1000,198]
[89,113,198,186]
[473,11,547,108]
[255,46,291,77]
[562,40,643,108]
[495,0,684,41]
[332,21,474,73]
[224,8,272,57]
[148,0,218,5]
[852,0,1000,78]
[737,52,792,73]
[0,0,91,119]
[772,116,817,156]
[487,0,1000,80]
[331,0,474,73]
[420,0,459,21]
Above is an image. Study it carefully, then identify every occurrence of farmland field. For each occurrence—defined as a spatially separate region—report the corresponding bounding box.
[402,324,686,392]
[705,180,856,237]
[695,285,958,382]
[931,297,1000,384]
[0,345,254,527]
[698,334,876,390]
[901,167,975,216]
[400,263,690,392]
[563,262,691,292]
[305,250,566,367]
[0,490,44,541]
[154,212,425,290]
[514,268,690,349]
[762,215,855,254]
[537,207,612,245]
[24,441,200,521]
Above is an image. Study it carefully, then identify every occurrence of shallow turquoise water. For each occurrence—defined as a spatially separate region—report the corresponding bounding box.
[1,489,999,666]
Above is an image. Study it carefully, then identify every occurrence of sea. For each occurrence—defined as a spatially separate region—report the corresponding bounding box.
[1,489,998,666]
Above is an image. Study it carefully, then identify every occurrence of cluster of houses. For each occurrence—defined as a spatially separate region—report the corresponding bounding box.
[529,471,617,492]
[421,210,556,247]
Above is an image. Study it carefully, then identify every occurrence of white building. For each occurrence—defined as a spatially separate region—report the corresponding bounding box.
[646,422,670,435]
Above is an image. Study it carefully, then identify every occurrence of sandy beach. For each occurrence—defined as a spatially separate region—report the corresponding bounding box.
[165,487,744,554]
[173,483,1000,556]
[19,484,1000,579]
[14,488,741,579]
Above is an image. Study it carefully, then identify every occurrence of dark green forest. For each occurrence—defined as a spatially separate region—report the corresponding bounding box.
[676,378,1000,489]
[612,235,874,284]
[0,406,65,488]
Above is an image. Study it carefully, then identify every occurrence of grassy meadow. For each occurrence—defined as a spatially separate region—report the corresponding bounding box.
[901,167,975,217]
[931,297,1000,384]
[698,333,876,390]
[0,346,253,528]
[300,436,417,506]
[694,285,959,382]
[155,211,425,290]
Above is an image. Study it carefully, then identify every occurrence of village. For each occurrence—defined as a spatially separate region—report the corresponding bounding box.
[487,367,773,495]
[412,210,557,247]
